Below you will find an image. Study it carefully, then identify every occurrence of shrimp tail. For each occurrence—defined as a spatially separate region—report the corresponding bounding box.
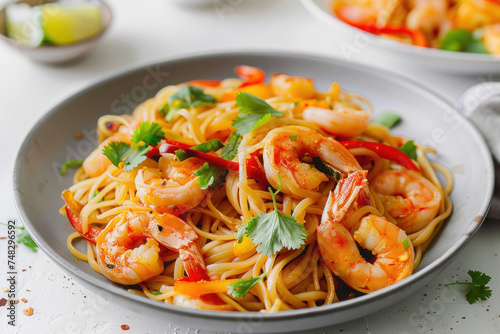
[151,213,210,282]
[179,244,211,282]
[322,170,369,225]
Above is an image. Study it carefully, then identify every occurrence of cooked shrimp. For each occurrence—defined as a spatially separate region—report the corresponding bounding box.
[335,0,402,27]
[262,126,361,197]
[96,210,208,285]
[135,154,208,215]
[371,169,441,234]
[270,74,317,99]
[82,133,131,177]
[455,0,500,31]
[483,24,500,54]
[406,0,447,33]
[302,102,371,137]
[317,170,414,293]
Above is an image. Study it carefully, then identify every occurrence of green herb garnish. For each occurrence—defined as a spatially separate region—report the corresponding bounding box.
[227,273,266,298]
[446,270,492,304]
[60,160,84,176]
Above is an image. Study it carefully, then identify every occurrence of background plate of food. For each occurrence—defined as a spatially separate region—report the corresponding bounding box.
[301,0,500,74]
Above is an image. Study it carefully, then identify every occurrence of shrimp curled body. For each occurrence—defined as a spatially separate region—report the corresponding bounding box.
[263,126,361,198]
[135,155,209,215]
[96,210,208,285]
[317,170,414,293]
[372,169,442,234]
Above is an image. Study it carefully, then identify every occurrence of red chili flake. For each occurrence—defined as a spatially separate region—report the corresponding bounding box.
[0,298,7,307]
[121,324,130,330]
[74,133,84,140]
[21,298,27,303]
[0,236,6,240]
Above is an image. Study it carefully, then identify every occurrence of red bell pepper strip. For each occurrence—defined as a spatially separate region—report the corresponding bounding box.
[335,8,428,47]
[341,141,420,172]
[65,206,101,243]
[235,65,266,88]
[187,80,222,87]
[159,142,268,185]
[486,0,500,5]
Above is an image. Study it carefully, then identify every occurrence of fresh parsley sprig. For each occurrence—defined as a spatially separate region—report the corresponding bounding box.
[227,273,266,298]
[446,270,492,304]
[236,176,308,256]
[165,85,216,122]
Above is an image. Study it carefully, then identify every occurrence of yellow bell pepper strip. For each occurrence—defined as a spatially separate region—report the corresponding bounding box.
[221,83,274,102]
[233,235,256,257]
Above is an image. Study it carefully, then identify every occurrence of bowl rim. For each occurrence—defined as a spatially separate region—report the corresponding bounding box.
[0,0,112,50]
[12,49,495,322]
[301,0,500,63]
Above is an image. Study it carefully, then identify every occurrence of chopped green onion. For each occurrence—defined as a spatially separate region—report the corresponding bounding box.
[93,190,104,203]
[60,160,84,176]
[175,139,224,162]
[312,157,341,181]
[373,112,402,129]
[403,237,409,250]
[289,136,298,141]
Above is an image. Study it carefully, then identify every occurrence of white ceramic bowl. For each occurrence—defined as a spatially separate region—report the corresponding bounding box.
[13,51,495,333]
[301,0,500,74]
[0,0,112,64]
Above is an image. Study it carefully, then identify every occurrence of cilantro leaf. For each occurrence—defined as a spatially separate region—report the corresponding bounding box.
[194,162,226,190]
[0,223,38,252]
[102,142,149,171]
[227,273,266,298]
[220,131,242,161]
[232,92,284,135]
[236,178,308,256]
[102,142,134,167]
[166,85,216,121]
[398,140,417,161]
[131,122,165,147]
[17,228,38,252]
[60,160,84,176]
[445,270,492,304]
[123,144,149,171]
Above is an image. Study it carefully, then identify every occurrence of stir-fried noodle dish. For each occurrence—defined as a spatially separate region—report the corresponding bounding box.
[60,66,453,312]
[332,0,500,55]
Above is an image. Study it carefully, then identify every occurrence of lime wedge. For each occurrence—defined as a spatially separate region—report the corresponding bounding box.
[6,4,44,47]
[39,3,102,45]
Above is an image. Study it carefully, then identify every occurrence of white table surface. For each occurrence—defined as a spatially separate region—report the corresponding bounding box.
[0,0,499,333]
